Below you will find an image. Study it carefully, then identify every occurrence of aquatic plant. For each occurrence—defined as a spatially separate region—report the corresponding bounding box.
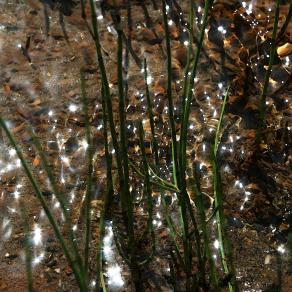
[0,0,289,291]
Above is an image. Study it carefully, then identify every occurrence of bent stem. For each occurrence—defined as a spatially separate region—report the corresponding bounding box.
[0,118,87,291]
[27,126,85,277]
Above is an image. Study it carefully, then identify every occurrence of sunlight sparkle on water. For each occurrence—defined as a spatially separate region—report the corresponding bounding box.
[69,104,78,113]
[107,265,124,288]
[33,224,42,246]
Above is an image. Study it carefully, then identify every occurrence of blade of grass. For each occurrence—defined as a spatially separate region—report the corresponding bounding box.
[129,160,180,193]
[136,121,155,265]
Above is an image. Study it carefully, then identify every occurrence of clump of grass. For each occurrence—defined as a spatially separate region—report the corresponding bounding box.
[0,0,283,291]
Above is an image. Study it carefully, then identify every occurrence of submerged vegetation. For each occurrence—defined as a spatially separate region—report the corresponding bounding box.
[0,0,291,291]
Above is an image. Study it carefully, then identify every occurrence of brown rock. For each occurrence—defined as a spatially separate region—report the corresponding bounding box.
[138,28,156,43]
[277,43,292,57]
[174,45,188,67]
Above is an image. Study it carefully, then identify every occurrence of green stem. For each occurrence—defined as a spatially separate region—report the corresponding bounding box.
[212,87,238,292]
[179,0,211,178]
[96,94,113,292]
[162,1,195,286]
[192,166,218,290]
[143,58,159,165]
[162,0,179,187]
[142,55,184,265]
[88,0,124,188]
[137,121,155,255]
[117,28,134,241]
[81,70,93,280]
[180,0,194,130]
[256,0,280,145]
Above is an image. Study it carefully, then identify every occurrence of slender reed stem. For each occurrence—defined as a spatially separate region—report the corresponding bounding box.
[142,56,185,266]
[180,0,194,128]
[192,166,218,290]
[179,0,211,177]
[256,0,280,144]
[177,3,212,283]
[81,70,93,279]
[117,28,134,240]
[162,2,194,287]
[89,0,124,184]
[212,87,238,292]
[162,0,179,187]
[143,58,159,165]
[137,121,155,251]
[96,94,113,292]
[276,1,291,44]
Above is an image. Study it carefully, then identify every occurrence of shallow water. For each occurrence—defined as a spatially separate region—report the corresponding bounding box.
[0,0,291,291]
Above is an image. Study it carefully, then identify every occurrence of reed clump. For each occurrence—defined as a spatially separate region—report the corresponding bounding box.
[0,0,283,291]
